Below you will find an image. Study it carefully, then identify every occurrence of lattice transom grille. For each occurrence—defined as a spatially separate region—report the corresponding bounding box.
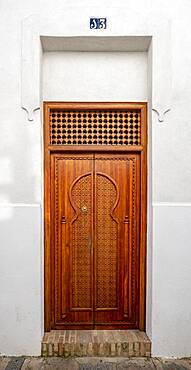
[50,110,141,146]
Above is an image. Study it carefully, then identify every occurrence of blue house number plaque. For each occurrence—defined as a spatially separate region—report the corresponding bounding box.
[90,18,107,29]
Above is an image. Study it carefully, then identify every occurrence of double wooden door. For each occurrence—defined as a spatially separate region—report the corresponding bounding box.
[50,152,141,329]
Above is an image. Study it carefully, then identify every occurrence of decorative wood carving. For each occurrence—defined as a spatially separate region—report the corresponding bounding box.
[70,174,92,309]
[44,102,147,330]
[54,155,94,327]
[49,109,141,146]
[96,173,119,309]
[123,215,130,318]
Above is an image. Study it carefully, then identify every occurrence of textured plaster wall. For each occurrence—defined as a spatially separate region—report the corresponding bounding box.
[0,0,191,357]
[43,51,148,102]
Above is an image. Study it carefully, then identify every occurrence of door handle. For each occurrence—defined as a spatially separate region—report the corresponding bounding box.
[81,205,88,213]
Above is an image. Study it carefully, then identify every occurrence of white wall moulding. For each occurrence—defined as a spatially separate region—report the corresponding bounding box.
[21,8,172,122]
[152,108,171,123]
[21,15,42,121]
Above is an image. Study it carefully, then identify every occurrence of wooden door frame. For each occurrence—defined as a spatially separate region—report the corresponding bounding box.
[44,101,147,332]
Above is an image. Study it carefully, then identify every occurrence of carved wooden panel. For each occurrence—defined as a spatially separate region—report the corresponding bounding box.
[95,173,118,309]
[53,155,94,328]
[49,109,141,146]
[70,174,92,309]
[94,155,140,328]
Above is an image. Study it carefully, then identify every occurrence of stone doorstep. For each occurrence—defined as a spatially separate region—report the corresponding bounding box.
[41,330,151,357]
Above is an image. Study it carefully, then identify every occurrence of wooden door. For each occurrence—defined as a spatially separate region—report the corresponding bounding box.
[44,102,147,331]
[94,154,140,329]
[51,154,94,328]
[50,152,141,329]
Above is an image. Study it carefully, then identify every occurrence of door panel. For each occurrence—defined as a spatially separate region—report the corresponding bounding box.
[70,173,92,310]
[51,153,140,329]
[94,154,140,328]
[95,172,119,311]
[52,154,94,328]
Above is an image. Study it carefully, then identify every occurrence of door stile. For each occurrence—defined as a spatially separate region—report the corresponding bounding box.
[139,105,147,330]
[91,158,95,320]
[136,153,141,328]
[60,158,68,321]
[50,155,56,328]
[44,103,51,331]
[92,154,96,328]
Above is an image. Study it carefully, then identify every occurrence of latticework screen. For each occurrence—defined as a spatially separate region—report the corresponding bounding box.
[49,109,141,146]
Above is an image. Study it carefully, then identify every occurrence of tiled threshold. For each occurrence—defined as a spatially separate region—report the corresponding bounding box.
[42,330,151,357]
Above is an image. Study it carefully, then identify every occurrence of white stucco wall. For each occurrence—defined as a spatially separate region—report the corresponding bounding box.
[43,51,148,101]
[0,0,191,357]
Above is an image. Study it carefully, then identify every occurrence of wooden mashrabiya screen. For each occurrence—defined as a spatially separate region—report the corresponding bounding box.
[49,109,141,146]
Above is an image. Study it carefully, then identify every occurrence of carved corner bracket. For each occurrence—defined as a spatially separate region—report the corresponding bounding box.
[21,106,40,121]
[152,108,171,123]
